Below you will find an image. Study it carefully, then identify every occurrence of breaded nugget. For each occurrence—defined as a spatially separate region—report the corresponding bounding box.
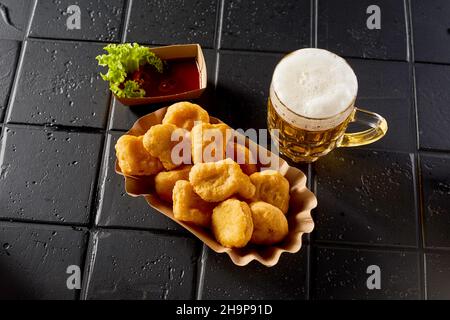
[250,170,290,214]
[191,122,230,164]
[249,201,288,245]
[115,135,163,176]
[189,158,255,202]
[212,199,253,248]
[226,143,258,175]
[172,180,214,228]
[155,165,192,202]
[162,101,210,130]
[143,123,188,170]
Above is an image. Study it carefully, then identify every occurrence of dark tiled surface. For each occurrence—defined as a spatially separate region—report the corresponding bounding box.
[108,48,217,131]
[0,0,32,40]
[0,126,102,224]
[7,40,110,128]
[415,63,450,151]
[83,230,199,300]
[318,0,407,60]
[0,222,87,299]
[312,246,420,299]
[411,0,450,64]
[125,0,218,48]
[201,247,308,300]
[214,51,282,130]
[426,253,450,299]
[420,154,450,248]
[0,0,448,300]
[0,40,20,120]
[29,0,126,42]
[348,59,414,152]
[221,0,311,52]
[313,149,417,246]
[95,133,183,232]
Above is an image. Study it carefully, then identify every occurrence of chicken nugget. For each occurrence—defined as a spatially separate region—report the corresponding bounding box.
[162,101,210,130]
[189,158,255,202]
[226,143,258,175]
[250,170,290,214]
[172,180,214,228]
[115,135,163,176]
[143,123,189,170]
[191,122,230,164]
[249,201,288,245]
[155,165,192,202]
[212,199,253,248]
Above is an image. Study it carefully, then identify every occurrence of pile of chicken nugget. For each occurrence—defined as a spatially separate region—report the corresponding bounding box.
[115,102,291,248]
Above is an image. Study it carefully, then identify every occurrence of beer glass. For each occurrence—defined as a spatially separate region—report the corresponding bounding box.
[268,48,388,162]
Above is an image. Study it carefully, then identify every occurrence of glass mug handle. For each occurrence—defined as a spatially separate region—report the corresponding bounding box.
[339,108,388,147]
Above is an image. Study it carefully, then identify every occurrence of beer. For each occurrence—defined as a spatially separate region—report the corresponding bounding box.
[268,48,387,162]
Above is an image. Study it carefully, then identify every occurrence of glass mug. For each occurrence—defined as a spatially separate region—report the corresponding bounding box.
[267,48,388,163]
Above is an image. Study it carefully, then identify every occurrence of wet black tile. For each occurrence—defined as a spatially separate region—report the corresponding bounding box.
[29,0,125,42]
[125,0,217,48]
[214,51,282,130]
[201,247,308,300]
[0,40,20,120]
[313,149,417,246]
[0,0,32,40]
[318,0,407,60]
[0,222,87,299]
[426,252,450,299]
[96,133,183,232]
[221,0,310,52]
[7,40,110,128]
[83,230,199,299]
[420,154,450,248]
[0,126,102,224]
[411,0,450,64]
[347,59,414,152]
[108,48,216,131]
[415,63,450,151]
[312,246,420,299]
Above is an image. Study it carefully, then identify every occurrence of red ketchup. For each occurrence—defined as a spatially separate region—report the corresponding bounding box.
[129,58,200,97]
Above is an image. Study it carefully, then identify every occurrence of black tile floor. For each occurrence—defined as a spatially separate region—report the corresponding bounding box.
[0,0,449,300]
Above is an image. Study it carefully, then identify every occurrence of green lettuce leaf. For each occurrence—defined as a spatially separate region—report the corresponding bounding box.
[96,43,163,98]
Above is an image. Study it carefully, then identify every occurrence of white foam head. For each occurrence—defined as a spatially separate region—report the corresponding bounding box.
[272,48,358,119]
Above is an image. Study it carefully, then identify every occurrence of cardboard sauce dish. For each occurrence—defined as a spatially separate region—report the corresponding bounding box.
[115,107,317,267]
[114,44,207,106]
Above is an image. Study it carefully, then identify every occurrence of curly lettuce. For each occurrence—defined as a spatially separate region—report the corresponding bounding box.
[96,43,163,98]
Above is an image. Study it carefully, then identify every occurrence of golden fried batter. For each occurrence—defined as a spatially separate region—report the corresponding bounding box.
[115,135,163,176]
[226,143,258,175]
[212,199,253,248]
[249,201,288,245]
[191,122,230,164]
[162,101,210,130]
[172,180,214,228]
[250,170,290,214]
[143,123,188,170]
[189,158,255,202]
[155,165,192,202]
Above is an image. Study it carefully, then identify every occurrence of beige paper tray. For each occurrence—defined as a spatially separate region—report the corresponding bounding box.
[115,107,317,267]
[115,44,207,106]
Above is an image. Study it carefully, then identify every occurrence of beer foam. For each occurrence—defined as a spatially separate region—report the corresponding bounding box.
[272,48,357,119]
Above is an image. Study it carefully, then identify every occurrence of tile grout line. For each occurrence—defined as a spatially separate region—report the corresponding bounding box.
[121,0,133,43]
[214,0,225,50]
[405,0,426,300]
[195,244,208,300]
[313,0,318,48]
[80,230,99,300]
